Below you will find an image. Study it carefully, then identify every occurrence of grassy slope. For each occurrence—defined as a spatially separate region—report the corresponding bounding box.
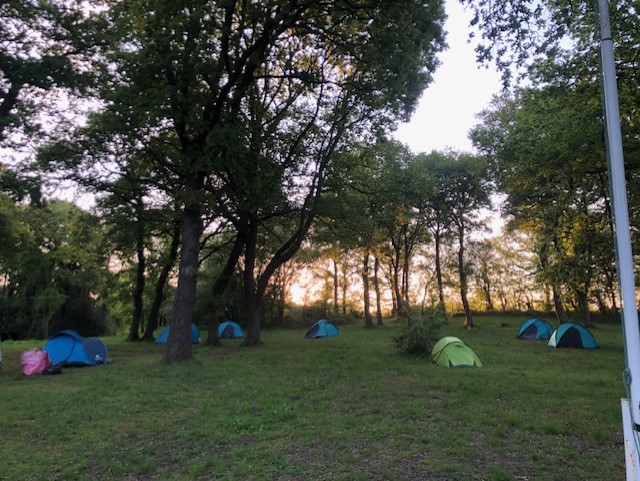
[0,316,627,480]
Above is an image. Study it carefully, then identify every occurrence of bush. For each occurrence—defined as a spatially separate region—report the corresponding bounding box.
[393,308,448,357]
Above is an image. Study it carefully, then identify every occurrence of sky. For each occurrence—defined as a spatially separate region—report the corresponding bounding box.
[393,0,503,154]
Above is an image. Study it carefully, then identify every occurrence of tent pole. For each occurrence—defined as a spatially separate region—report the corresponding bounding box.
[597,0,640,478]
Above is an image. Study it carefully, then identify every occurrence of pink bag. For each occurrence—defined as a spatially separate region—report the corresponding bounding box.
[21,349,50,376]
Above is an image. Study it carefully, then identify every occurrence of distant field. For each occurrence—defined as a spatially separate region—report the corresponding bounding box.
[0,316,627,480]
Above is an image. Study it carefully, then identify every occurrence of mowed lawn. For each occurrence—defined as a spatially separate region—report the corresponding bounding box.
[0,316,627,480]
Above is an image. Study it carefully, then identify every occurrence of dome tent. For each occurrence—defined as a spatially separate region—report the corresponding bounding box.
[218,320,244,339]
[305,319,340,339]
[44,330,110,367]
[548,323,599,349]
[155,324,201,344]
[431,336,482,368]
[517,318,555,341]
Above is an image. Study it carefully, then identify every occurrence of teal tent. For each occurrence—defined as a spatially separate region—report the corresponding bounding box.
[155,324,201,344]
[218,320,244,339]
[431,336,482,367]
[306,319,340,339]
[517,318,554,341]
[44,330,110,367]
[548,323,598,349]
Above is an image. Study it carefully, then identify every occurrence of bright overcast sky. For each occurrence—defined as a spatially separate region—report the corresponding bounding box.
[393,0,503,154]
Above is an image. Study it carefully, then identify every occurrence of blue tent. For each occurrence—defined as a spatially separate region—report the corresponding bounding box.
[44,330,110,367]
[305,319,340,339]
[516,318,554,341]
[218,320,244,339]
[548,322,599,349]
[155,324,201,344]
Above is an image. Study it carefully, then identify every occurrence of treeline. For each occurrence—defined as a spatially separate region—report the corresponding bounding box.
[2,1,639,359]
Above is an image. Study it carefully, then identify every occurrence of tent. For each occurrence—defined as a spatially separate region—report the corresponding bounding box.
[155,324,201,344]
[305,319,340,339]
[516,318,555,341]
[218,320,244,339]
[431,336,483,367]
[44,330,110,367]
[548,322,599,349]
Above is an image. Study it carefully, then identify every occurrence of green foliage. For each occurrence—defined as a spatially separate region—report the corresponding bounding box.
[0,0,108,143]
[465,0,640,321]
[471,84,619,322]
[98,0,447,351]
[0,181,115,338]
[194,252,245,324]
[393,308,449,356]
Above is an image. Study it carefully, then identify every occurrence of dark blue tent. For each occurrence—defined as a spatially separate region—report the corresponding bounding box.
[218,320,244,339]
[305,319,340,339]
[548,323,599,349]
[516,318,554,341]
[155,324,201,344]
[44,330,110,367]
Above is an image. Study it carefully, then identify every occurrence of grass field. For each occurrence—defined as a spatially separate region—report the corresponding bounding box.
[0,315,628,480]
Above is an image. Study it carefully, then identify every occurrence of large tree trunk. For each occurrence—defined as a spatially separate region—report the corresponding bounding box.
[127,211,146,342]
[362,253,373,328]
[402,227,412,307]
[391,248,405,319]
[333,259,339,316]
[244,300,262,346]
[457,224,474,328]
[275,268,286,327]
[576,289,592,327]
[165,198,202,362]
[552,285,570,324]
[434,231,445,306]
[374,256,383,326]
[341,265,348,315]
[143,222,180,342]
[482,271,493,311]
[544,285,552,311]
[205,233,244,346]
[205,303,222,347]
[389,274,397,316]
[242,218,262,347]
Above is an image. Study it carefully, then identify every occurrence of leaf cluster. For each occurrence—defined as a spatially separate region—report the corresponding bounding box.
[0,0,110,142]
[393,307,449,356]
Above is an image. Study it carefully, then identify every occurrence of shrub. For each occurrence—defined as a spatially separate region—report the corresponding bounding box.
[393,307,448,357]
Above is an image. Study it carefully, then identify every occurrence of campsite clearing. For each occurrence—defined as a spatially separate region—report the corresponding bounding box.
[0,315,626,480]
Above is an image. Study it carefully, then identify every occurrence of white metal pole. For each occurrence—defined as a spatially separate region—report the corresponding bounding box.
[597,0,640,477]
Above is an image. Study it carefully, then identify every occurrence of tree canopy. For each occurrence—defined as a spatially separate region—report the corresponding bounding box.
[3,0,640,349]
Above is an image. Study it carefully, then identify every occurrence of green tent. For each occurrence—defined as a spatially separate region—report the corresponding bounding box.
[431,336,483,368]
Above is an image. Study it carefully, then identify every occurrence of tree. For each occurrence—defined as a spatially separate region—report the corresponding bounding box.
[461,0,605,85]
[464,0,640,323]
[142,222,180,341]
[468,239,496,311]
[471,84,619,321]
[97,176,152,342]
[100,0,446,357]
[440,153,492,327]
[0,1,107,144]
[314,140,428,326]
[312,145,388,327]
[373,256,384,325]
[0,169,112,338]
[409,151,454,308]
[40,130,183,342]
[351,141,427,324]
